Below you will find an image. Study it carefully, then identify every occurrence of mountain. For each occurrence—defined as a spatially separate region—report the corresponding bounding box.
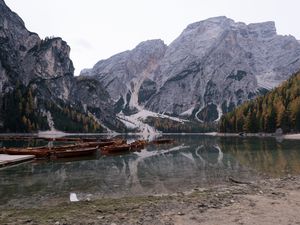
[0,0,124,132]
[2,0,300,134]
[82,16,300,126]
[220,71,300,133]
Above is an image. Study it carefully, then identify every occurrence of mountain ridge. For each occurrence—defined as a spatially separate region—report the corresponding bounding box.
[82,16,300,128]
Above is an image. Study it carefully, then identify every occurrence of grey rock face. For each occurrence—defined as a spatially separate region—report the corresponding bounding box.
[70,76,124,130]
[0,0,39,90]
[146,17,300,120]
[85,16,300,122]
[24,38,74,80]
[81,39,167,111]
[0,0,41,127]
[0,0,73,93]
[138,78,157,105]
[0,0,121,131]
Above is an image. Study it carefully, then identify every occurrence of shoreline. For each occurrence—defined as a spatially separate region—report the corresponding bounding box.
[0,131,299,139]
[2,175,300,225]
[282,133,300,140]
[205,132,300,140]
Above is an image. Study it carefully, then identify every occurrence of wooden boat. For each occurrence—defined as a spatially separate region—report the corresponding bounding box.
[51,147,98,158]
[53,137,82,142]
[80,141,116,148]
[101,144,131,154]
[25,144,78,151]
[151,139,174,145]
[27,141,108,151]
[101,139,148,155]
[0,144,98,159]
[0,148,6,154]
[129,140,148,151]
[57,140,124,149]
[98,138,118,142]
[0,137,143,158]
[0,140,116,153]
[1,148,50,158]
[111,138,127,145]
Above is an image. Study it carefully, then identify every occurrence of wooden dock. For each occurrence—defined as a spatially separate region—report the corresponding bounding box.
[0,154,35,168]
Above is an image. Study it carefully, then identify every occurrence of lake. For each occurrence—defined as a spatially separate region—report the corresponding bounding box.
[0,134,299,208]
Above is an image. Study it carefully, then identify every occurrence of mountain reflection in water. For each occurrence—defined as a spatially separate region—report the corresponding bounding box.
[0,135,299,208]
[220,137,300,177]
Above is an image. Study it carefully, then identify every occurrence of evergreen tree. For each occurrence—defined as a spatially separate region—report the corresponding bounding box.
[219,71,300,133]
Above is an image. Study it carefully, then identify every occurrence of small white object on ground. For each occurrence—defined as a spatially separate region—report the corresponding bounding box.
[70,193,79,202]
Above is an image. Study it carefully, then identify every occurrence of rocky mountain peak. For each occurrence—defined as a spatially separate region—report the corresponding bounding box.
[80,39,167,107]
[0,0,35,46]
[248,21,276,38]
[135,39,166,51]
[144,17,300,121]
[185,16,234,31]
[30,37,74,79]
[0,0,24,26]
[182,17,277,41]
[83,16,300,126]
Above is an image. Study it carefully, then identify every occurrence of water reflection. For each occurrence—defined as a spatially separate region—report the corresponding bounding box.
[220,137,300,177]
[0,135,299,208]
[0,139,48,148]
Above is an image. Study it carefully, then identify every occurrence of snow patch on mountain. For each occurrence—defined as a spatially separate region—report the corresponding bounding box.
[43,110,55,131]
[180,106,195,116]
[195,106,205,123]
[128,60,158,110]
[117,111,158,140]
[215,105,223,122]
[118,109,189,138]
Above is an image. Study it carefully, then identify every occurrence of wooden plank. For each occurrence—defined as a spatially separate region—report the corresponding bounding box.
[0,154,35,168]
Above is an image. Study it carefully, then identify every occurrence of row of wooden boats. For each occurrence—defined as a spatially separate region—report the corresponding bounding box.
[101,140,147,154]
[0,138,174,159]
[0,146,98,158]
[100,139,174,154]
[0,139,125,158]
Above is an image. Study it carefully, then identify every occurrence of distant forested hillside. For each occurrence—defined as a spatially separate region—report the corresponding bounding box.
[0,83,103,133]
[220,72,300,133]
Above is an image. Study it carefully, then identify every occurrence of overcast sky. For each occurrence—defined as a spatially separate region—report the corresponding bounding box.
[5,0,300,74]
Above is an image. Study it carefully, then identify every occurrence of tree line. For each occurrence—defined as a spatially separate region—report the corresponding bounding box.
[0,83,103,133]
[145,116,217,133]
[1,83,48,132]
[220,72,300,133]
[45,101,103,133]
